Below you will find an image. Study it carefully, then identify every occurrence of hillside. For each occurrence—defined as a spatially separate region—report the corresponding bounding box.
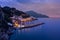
[26,11,49,18]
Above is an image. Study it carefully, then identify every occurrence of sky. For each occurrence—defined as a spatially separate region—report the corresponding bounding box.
[0,0,60,17]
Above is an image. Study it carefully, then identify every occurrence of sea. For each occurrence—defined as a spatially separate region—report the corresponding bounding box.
[10,18,60,40]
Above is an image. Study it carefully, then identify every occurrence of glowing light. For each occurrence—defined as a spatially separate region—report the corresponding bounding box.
[14,21,20,27]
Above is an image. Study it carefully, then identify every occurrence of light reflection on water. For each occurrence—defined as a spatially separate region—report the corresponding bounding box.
[10,18,60,40]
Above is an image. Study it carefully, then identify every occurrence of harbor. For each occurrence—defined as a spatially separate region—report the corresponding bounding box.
[8,17,44,29]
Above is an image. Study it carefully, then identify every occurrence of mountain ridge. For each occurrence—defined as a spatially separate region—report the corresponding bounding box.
[25,11,49,18]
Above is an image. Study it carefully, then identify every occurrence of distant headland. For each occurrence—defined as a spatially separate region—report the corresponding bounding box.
[26,11,49,18]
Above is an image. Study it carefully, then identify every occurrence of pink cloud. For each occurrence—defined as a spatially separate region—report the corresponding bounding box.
[0,0,60,17]
[10,3,60,17]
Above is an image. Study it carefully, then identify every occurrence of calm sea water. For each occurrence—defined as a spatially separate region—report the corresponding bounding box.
[10,18,60,40]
